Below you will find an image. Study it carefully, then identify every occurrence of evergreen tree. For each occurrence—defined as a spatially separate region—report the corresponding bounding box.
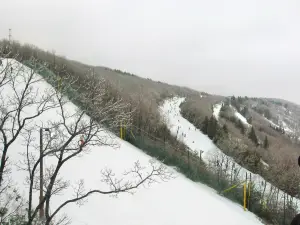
[223,124,228,134]
[238,96,243,103]
[263,136,269,149]
[201,116,209,134]
[248,126,258,145]
[241,107,248,117]
[247,116,252,124]
[207,116,217,139]
[264,108,271,119]
[224,98,230,106]
[240,122,245,135]
[220,104,226,112]
[213,132,220,143]
[214,123,224,143]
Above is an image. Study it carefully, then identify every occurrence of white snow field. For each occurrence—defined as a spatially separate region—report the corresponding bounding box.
[228,104,251,127]
[160,97,300,209]
[213,103,222,120]
[234,110,251,128]
[213,102,251,127]
[0,59,264,225]
[281,120,293,134]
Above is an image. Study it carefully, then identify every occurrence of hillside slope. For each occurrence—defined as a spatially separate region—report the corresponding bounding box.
[0,39,221,167]
[164,97,299,224]
[1,40,299,224]
[181,94,300,190]
[0,59,263,225]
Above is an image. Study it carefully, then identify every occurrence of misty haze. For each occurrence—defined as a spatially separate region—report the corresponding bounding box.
[1,1,300,225]
[2,0,300,103]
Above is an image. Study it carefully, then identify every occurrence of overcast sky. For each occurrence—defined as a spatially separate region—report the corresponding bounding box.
[1,0,300,103]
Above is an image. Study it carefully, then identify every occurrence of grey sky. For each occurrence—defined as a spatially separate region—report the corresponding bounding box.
[1,0,300,103]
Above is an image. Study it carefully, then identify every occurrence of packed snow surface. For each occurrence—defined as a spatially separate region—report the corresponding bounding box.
[234,111,251,127]
[0,59,264,225]
[213,103,222,120]
[212,103,251,128]
[264,117,279,128]
[281,120,293,134]
[227,105,251,127]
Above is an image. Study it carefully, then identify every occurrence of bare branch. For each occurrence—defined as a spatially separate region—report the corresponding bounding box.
[47,160,172,223]
[0,53,172,225]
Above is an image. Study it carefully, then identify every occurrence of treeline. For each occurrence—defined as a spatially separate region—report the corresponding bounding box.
[224,96,252,123]
[200,116,227,143]
[0,38,197,178]
[181,101,263,171]
[179,98,228,143]
[179,98,298,224]
[269,123,285,134]
[2,40,298,224]
[0,40,173,135]
[229,95,247,112]
[181,95,300,207]
[112,68,136,77]
[252,106,272,120]
[220,103,269,149]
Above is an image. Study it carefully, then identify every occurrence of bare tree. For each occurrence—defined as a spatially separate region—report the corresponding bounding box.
[0,56,172,224]
[0,54,66,225]
[270,153,300,197]
[0,56,62,188]
[0,177,24,225]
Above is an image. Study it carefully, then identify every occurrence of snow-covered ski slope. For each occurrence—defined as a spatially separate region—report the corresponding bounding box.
[213,103,222,120]
[234,110,251,127]
[160,97,299,209]
[212,102,251,128]
[0,59,263,224]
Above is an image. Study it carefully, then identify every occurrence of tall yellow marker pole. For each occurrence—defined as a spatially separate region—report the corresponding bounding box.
[243,182,247,211]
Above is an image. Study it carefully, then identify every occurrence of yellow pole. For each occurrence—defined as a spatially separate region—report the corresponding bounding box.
[243,182,247,211]
[222,183,239,194]
[222,180,245,194]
